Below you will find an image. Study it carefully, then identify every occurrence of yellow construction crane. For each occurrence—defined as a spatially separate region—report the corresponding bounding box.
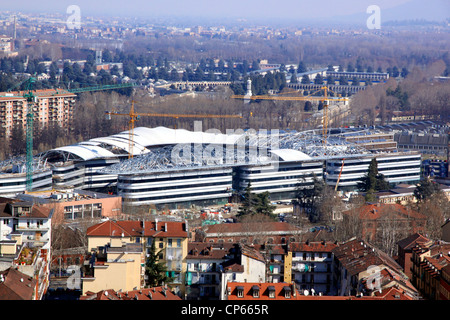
[232,86,348,145]
[105,101,243,158]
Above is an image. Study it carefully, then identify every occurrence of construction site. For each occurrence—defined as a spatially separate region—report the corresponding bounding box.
[0,78,434,209]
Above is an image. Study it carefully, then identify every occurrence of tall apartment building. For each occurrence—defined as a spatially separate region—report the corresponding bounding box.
[0,88,77,137]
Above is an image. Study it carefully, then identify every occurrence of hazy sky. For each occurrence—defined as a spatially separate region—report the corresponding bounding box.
[1,0,448,23]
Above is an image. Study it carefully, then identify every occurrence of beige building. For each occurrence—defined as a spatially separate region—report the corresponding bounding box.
[82,239,145,295]
[0,88,76,137]
[85,219,189,297]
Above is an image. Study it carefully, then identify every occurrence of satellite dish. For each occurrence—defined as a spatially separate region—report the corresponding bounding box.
[303,290,309,296]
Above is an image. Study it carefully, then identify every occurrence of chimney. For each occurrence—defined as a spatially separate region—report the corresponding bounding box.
[165,222,167,232]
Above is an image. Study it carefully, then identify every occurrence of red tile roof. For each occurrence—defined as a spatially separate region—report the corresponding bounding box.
[332,238,402,276]
[343,203,426,221]
[289,241,337,253]
[226,282,299,300]
[86,220,188,238]
[397,233,430,250]
[80,286,181,300]
[204,221,301,235]
[0,267,37,300]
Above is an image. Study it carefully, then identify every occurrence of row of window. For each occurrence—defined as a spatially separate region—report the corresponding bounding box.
[327,156,420,168]
[327,172,420,183]
[242,172,321,184]
[118,172,231,185]
[118,181,231,193]
[124,190,231,202]
[327,164,421,176]
[0,175,52,187]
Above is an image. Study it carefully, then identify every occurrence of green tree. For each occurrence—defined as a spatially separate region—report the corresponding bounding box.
[414,178,442,202]
[314,74,324,85]
[145,240,173,287]
[358,158,390,201]
[290,70,298,83]
[237,182,258,217]
[254,191,276,217]
[301,74,310,84]
[298,61,307,73]
[294,175,328,222]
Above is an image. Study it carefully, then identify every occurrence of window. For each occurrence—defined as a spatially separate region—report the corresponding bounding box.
[237,287,244,298]
[268,287,276,298]
[168,239,172,247]
[177,239,181,247]
[252,286,260,298]
[283,287,291,299]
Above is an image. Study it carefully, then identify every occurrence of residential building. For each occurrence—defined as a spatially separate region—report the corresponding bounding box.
[85,218,189,297]
[332,238,412,297]
[396,233,430,280]
[0,267,37,300]
[81,240,145,295]
[185,242,238,300]
[438,264,450,300]
[287,241,337,296]
[342,203,427,243]
[197,221,303,245]
[220,245,266,300]
[0,88,77,137]
[0,35,13,55]
[0,197,53,299]
[410,240,450,300]
[442,219,450,242]
[258,243,287,283]
[0,197,53,250]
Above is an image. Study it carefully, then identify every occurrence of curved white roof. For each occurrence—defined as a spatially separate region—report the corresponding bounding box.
[89,137,149,155]
[129,126,244,147]
[54,145,116,161]
[270,149,312,161]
